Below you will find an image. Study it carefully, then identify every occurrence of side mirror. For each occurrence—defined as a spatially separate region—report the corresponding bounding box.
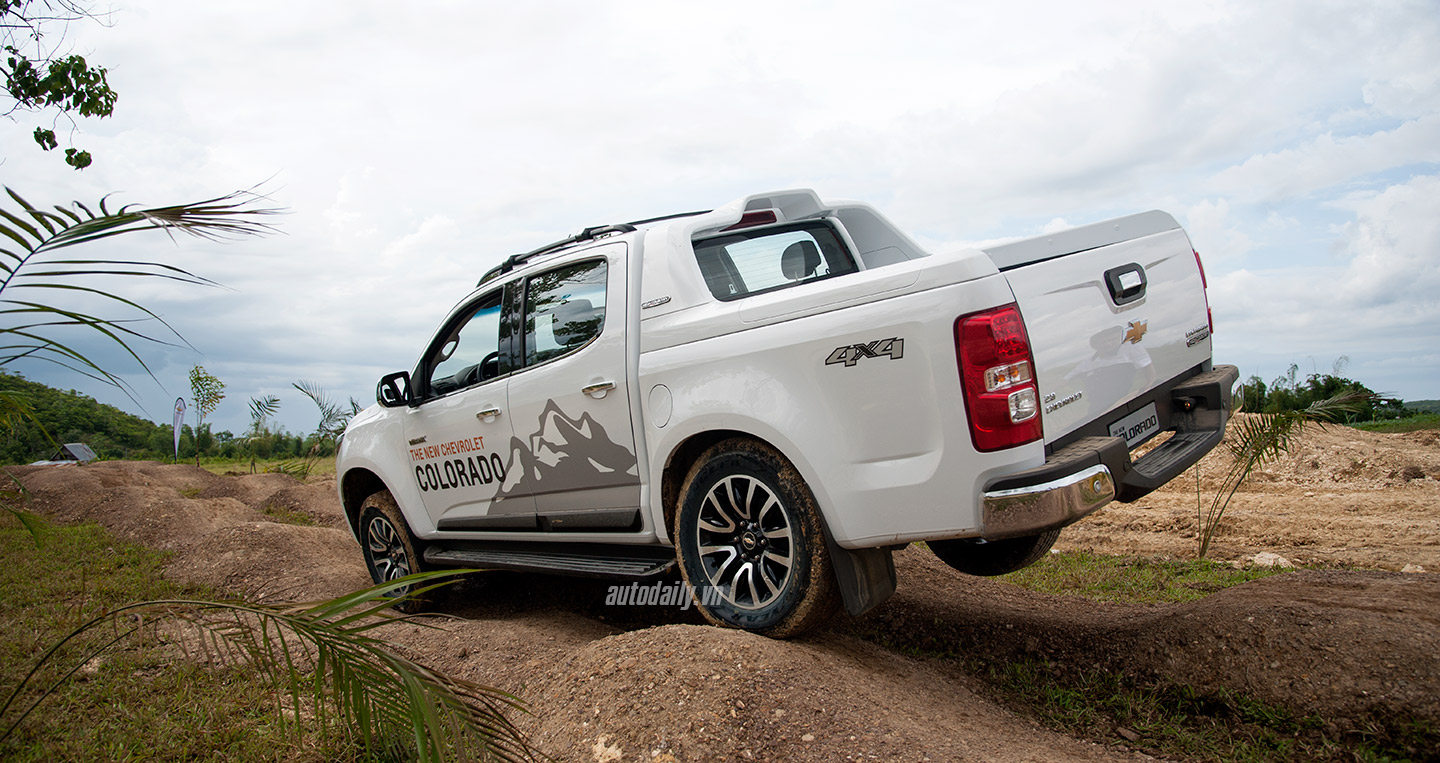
[377,371,413,408]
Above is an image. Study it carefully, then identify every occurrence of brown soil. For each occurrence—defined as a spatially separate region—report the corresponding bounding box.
[11,420,1439,762]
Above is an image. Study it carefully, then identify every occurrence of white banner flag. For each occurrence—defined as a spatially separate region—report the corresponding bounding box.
[173,397,186,462]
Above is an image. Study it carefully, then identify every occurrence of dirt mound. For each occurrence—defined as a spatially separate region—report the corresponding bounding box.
[14,461,363,599]
[1062,416,1440,569]
[167,523,369,602]
[376,602,1148,763]
[11,426,1440,761]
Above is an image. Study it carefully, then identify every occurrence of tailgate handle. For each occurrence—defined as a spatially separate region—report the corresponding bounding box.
[1104,263,1148,306]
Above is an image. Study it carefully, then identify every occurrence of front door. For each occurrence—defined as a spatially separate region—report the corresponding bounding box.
[405,286,536,530]
[501,243,641,528]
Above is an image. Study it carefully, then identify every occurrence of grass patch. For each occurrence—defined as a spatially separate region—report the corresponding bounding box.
[1350,413,1440,433]
[261,502,317,526]
[195,457,337,477]
[997,550,1284,603]
[0,515,354,761]
[987,660,1389,762]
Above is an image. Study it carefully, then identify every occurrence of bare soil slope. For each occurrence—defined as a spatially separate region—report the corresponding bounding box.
[11,422,1439,762]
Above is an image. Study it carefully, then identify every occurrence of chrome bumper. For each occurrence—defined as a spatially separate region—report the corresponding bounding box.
[981,464,1116,539]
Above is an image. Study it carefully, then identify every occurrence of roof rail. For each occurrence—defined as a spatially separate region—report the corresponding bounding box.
[475,208,715,287]
[477,223,636,286]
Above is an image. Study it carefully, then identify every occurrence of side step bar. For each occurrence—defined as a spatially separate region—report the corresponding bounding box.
[423,542,676,580]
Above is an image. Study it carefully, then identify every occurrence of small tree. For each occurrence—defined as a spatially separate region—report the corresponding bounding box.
[245,395,279,474]
[187,365,223,465]
[1196,391,1370,558]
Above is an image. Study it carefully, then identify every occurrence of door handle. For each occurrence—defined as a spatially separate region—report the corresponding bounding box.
[476,407,502,421]
[582,381,616,399]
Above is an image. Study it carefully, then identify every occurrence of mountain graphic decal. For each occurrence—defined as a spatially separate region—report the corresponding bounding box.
[497,398,639,501]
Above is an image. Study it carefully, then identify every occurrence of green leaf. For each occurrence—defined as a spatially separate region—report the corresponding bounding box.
[31,128,57,151]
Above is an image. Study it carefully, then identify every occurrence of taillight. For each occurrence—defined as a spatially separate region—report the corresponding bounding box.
[721,210,778,231]
[956,304,1043,452]
[1194,249,1213,335]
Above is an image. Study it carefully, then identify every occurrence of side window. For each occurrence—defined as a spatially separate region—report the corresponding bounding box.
[692,221,858,301]
[425,290,503,397]
[524,259,607,367]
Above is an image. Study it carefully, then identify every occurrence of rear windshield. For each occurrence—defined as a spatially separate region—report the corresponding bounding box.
[692,221,858,301]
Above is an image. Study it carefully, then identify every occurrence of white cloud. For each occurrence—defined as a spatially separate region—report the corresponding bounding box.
[1181,199,1254,262]
[1208,116,1440,202]
[1211,174,1440,398]
[5,0,1440,432]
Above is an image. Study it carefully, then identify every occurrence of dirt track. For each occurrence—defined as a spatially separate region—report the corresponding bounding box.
[12,421,1440,762]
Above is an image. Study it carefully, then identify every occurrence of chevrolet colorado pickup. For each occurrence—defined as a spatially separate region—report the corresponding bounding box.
[337,189,1237,637]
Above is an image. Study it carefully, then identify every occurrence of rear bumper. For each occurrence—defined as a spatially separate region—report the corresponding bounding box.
[981,364,1238,539]
[981,461,1116,539]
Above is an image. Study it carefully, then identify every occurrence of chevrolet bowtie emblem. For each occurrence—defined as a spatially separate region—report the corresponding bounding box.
[1124,320,1149,344]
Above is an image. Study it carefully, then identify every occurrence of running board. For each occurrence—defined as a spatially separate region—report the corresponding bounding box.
[423,542,676,580]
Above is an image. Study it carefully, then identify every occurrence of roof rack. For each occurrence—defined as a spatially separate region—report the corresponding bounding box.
[478,224,634,286]
[476,208,713,286]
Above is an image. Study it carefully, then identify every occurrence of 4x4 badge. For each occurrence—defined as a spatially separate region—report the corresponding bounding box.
[826,337,904,367]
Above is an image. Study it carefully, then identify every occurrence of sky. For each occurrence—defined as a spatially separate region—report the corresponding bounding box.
[3,0,1438,438]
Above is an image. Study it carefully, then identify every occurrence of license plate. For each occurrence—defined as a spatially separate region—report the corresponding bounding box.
[1109,402,1161,447]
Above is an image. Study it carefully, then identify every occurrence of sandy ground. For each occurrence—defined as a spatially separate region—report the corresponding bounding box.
[9,420,1439,762]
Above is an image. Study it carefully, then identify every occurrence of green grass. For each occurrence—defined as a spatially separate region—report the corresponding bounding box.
[1350,413,1440,433]
[261,501,317,526]
[986,660,1392,763]
[0,515,358,761]
[997,550,1284,603]
[197,457,337,478]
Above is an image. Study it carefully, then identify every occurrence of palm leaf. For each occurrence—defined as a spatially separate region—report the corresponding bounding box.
[0,570,538,762]
[1197,390,1372,558]
[0,186,279,400]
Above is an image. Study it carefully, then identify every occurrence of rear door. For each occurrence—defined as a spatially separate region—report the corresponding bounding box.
[501,242,642,529]
[986,211,1212,445]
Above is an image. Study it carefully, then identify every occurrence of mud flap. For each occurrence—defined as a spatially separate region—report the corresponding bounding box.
[824,535,897,616]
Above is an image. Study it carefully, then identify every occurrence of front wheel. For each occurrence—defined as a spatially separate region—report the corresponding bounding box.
[358,489,432,613]
[674,438,839,638]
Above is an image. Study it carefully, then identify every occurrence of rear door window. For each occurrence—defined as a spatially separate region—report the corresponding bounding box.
[523,259,608,367]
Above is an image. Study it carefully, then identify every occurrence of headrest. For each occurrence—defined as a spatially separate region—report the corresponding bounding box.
[551,298,598,345]
[781,240,821,280]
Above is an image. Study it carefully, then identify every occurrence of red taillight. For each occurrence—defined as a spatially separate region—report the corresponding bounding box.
[1194,249,1213,335]
[956,304,1043,452]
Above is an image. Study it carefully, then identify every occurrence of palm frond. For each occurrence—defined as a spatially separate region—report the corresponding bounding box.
[1197,390,1373,558]
[0,186,280,395]
[0,570,538,762]
[248,394,281,432]
[293,379,350,440]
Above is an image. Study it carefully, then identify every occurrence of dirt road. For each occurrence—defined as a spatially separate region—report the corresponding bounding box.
[12,421,1439,762]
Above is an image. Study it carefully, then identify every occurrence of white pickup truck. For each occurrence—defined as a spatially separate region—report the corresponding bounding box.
[337,189,1237,637]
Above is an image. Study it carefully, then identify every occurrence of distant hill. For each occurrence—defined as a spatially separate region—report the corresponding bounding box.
[0,372,170,464]
[1406,400,1440,414]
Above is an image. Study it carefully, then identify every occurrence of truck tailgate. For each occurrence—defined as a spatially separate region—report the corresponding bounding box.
[984,211,1212,447]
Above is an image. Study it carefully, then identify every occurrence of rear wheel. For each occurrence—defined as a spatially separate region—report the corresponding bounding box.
[358,489,432,613]
[675,438,839,638]
[928,528,1060,577]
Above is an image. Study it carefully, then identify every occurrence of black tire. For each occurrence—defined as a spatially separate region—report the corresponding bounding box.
[928,528,1061,577]
[674,438,839,638]
[358,489,432,613]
